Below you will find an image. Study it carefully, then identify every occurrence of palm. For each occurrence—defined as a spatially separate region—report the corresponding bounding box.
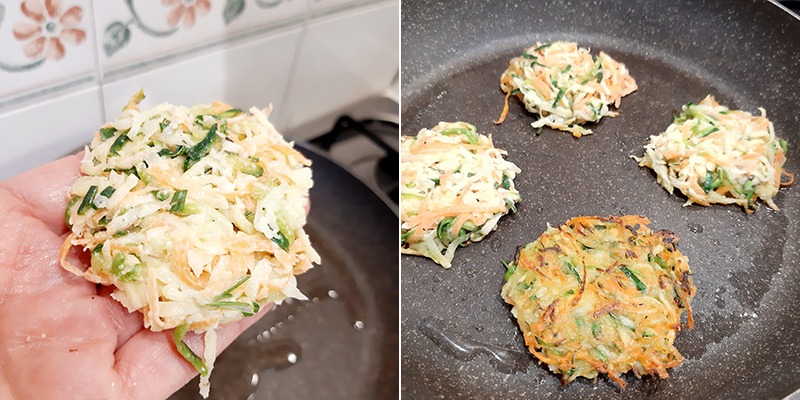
[0,155,264,400]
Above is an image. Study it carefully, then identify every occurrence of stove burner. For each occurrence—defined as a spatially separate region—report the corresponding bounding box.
[310,116,399,205]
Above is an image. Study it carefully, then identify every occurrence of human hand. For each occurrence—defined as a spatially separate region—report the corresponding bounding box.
[0,154,270,400]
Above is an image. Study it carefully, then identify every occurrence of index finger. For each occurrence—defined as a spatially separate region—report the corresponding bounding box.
[0,153,82,235]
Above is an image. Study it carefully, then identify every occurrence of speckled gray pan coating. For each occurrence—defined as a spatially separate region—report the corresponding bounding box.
[401,1,800,399]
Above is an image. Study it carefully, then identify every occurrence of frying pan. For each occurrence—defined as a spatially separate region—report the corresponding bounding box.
[170,143,399,399]
[400,1,800,398]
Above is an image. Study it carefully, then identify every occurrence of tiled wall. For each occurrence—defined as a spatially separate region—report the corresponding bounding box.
[0,0,399,179]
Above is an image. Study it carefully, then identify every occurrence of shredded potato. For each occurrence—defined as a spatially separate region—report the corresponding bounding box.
[634,95,792,212]
[502,216,695,387]
[61,91,320,397]
[400,122,521,268]
[498,41,637,137]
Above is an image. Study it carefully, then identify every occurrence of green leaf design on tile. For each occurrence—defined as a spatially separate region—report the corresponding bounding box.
[224,0,246,25]
[104,21,131,56]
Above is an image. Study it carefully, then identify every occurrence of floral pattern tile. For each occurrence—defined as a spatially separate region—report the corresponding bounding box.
[0,0,96,104]
[94,0,308,74]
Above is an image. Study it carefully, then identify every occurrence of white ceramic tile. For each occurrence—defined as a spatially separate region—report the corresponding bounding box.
[280,1,399,132]
[93,0,307,75]
[307,0,367,15]
[0,0,97,108]
[101,26,301,134]
[0,84,103,180]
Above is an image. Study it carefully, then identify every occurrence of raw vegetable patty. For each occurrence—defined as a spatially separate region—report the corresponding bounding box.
[634,95,792,212]
[400,122,521,268]
[497,41,637,137]
[61,91,320,397]
[501,216,695,387]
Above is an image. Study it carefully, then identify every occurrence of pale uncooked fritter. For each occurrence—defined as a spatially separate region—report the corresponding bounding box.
[498,41,637,137]
[61,91,320,397]
[400,122,521,268]
[634,95,792,212]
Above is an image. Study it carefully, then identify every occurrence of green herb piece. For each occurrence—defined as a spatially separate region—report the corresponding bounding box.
[431,178,440,186]
[520,52,537,59]
[594,348,608,362]
[642,331,655,338]
[77,186,98,215]
[460,220,478,233]
[158,145,187,158]
[502,259,516,281]
[159,119,171,132]
[505,198,517,213]
[100,186,116,199]
[206,301,256,313]
[401,229,414,243]
[169,189,188,213]
[591,322,602,339]
[64,195,80,227]
[699,126,719,138]
[135,163,153,184]
[533,43,551,51]
[562,261,582,283]
[620,266,646,293]
[510,88,521,96]
[779,139,788,153]
[212,275,252,301]
[501,175,511,190]
[552,88,565,107]
[563,65,571,73]
[650,253,668,270]
[184,124,219,171]
[109,134,130,156]
[217,108,243,119]
[439,127,478,145]
[272,231,291,251]
[113,230,130,238]
[226,152,264,177]
[124,90,145,111]
[99,127,117,140]
[436,217,456,245]
[701,171,723,193]
[152,189,170,201]
[173,324,209,376]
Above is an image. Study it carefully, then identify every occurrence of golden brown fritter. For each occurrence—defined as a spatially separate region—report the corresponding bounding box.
[501,216,695,387]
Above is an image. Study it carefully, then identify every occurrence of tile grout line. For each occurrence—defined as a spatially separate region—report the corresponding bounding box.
[87,0,108,123]
[278,1,313,132]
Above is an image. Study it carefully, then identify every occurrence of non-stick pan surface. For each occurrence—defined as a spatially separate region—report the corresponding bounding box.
[401,1,800,398]
[171,143,399,399]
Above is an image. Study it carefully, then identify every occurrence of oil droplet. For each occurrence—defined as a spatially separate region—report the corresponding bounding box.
[287,352,298,364]
[328,290,339,299]
[688,223,704,233]
[250,372,259,386]
[419,316,530,374]
[354,321,365,331]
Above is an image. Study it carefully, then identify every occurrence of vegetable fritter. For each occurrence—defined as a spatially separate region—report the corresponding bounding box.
[497,42,637,137]
[61,91,319,397]
[501,216,695,387]
[401,122,521,268]
[634,95,793,212]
